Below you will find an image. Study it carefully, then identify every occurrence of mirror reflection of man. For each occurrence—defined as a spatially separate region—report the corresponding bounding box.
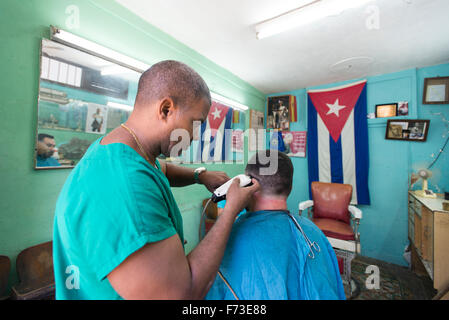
[36,133,61,167]
[91,108,104,133]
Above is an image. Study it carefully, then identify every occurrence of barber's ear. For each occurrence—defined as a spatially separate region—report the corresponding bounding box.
[158,98,176,120]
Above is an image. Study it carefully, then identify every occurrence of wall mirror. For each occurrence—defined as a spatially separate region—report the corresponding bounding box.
[35,39,142,169]
[36,36,248,169]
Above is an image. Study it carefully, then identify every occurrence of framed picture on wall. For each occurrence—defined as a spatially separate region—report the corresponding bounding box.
[423,77,449,104]
[267,95,291,131]
[249,109,265,151]
[375,103,398,118]
[385,119,430,142]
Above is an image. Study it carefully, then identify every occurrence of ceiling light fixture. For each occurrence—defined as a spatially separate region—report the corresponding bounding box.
[101,65,139,76]
[255,0,374,40]
[50,26,151,73]
[211,92,249,111]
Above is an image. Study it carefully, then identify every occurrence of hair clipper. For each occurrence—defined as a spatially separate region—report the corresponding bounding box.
[211,174,253,203]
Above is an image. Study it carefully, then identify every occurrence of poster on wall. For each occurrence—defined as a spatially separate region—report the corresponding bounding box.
[85,103,108,135]
[270,131,307,158]
[232,129,244,153]
[249,109,265,151]
[282,131,307,158]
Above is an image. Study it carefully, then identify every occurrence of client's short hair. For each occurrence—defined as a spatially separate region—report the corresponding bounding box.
[245,150,294,197]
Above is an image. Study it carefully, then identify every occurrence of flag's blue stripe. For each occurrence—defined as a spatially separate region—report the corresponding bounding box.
[221,109,233,161]
[198,121,207,162]
[330,136,344,184]
[354,85,371,205]
[307,95,319,199]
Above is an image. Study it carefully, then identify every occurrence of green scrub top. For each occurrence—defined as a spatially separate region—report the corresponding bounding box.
[53,138,184,300]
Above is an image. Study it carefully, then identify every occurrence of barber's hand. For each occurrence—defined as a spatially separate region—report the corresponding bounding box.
[199,171,230,193]
[224,178,260,218]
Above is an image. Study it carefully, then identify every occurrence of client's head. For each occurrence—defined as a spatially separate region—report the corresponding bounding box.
[245,150,294,212]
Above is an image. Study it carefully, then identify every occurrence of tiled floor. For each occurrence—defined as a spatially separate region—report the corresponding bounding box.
[344,256,437,300]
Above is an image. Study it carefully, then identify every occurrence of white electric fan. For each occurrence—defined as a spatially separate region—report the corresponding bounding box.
[414,169,437,199]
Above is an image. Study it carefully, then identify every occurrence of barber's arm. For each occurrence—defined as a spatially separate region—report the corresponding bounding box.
[159,160,230,192]
[107,178,260,300]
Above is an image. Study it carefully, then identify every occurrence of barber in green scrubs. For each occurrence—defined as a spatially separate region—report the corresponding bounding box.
[53,60,259,300]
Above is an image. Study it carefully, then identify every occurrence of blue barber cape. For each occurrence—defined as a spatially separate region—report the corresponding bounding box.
[205,210,345,300]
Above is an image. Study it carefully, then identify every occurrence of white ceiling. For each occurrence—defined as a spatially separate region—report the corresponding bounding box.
[115,0,449,94]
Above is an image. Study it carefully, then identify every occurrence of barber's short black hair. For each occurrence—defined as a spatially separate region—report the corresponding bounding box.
[245,150,294,197]
[135,60,211,109]
[38,134,55,142]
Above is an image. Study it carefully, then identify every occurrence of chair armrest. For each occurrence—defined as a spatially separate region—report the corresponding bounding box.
[349,205,362,220]
[299,200,314,212]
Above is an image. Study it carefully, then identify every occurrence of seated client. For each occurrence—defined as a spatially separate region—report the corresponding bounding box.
[205,150,346,300]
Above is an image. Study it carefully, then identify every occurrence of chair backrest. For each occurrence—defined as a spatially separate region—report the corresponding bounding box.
[16,242,54,286]
[0,256,11,297]
[311,182,353,224]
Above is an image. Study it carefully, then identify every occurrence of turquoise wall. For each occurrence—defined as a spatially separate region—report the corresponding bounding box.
[0,0,265,292]
[269,63,449,266]
[1,0,447,295]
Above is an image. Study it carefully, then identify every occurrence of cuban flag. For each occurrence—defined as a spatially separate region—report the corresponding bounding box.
[198,101,234,162]
[307,80,370,205]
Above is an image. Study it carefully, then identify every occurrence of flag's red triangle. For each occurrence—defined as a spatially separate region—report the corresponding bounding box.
[308,81,366,142]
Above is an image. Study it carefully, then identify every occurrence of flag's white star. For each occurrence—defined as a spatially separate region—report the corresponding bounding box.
[326,99,346,117]
[212,108,222,120]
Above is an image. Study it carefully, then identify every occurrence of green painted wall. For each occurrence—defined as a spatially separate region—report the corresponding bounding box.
[0,0,265,292]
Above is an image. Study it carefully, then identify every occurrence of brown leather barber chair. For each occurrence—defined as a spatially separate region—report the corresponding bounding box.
[11,241,55,300]
[0,256,11,300]
[299,182,363,291]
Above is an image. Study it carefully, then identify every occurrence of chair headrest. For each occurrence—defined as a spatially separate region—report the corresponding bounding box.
[311,182,353,224]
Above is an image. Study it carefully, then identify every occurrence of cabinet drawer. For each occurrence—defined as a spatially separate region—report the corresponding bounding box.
[414,213,422,256]
[409,207,415,223]
[421,206,434,262]
[414,201,422,217]
[409,218,415,241]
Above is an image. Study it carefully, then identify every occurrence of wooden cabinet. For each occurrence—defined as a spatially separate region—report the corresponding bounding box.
[408,191,449,291]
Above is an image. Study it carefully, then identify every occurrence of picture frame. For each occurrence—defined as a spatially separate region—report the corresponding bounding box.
[375,103,398,118]
[249,109,265,151]
[385,119,430,142]
[267,95,291,131]
[423,77,449,105]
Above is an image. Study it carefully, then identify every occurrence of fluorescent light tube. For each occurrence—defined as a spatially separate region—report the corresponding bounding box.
[101,65,137,76]
[50,26,151,73]
[50,27,249,112]
[255,0,374,39]
[107,102,134,112]
[211,92,249,111]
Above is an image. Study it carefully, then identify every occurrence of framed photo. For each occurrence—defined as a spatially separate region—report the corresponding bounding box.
[249,109,265,151]
[267,95,291,131]
[386,119,430,142]
[398,101,409,116]
[376,103,398,118]
[423,77,449,104]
